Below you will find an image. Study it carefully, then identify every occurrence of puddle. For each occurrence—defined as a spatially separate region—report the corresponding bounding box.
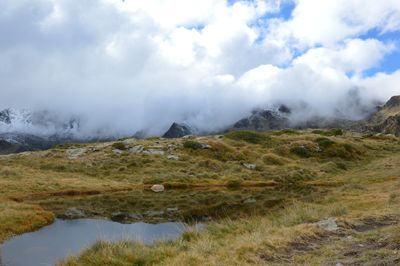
[0,219,201,266]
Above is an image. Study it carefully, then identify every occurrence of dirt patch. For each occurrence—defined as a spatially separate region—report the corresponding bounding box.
[352,215,399,232]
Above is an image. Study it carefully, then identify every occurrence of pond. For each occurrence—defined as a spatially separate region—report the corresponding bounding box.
[0,187,320,266]
[0,219,201,266]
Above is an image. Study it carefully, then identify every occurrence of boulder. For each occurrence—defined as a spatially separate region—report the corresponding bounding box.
[163,122,193,138]
[243,163,257,170]
[143,149,165,155]
[151,184,165,192]
[67,148,87,159]
[64,207,85,219]
[316,218,338,232]
[167,155,179,160]
[129,145,144,154]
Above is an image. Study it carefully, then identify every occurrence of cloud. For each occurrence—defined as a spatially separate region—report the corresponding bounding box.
[0,0,399,137]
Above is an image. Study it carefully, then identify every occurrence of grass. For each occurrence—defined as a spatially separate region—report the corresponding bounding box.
[0,129,399,265]
[60,149,400,265]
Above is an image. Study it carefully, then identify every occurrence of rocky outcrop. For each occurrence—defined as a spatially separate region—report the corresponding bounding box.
[364,95,400,136]
[163,123,194,138]
[232,109,289,131]
[0,133,55,155]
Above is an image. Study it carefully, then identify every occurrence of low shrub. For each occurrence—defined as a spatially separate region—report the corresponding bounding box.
[312,128,344,136]
[262,153,286,165]
[112,142,127,150]
[290,146,312,158]
[225,130,269,144]
[315,137,335,149]
[183,140,203,150]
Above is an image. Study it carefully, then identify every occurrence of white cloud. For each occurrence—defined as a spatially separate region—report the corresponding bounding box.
[0,0,399,136]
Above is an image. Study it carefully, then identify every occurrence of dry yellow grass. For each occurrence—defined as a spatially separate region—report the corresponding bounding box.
[0,129,399,265]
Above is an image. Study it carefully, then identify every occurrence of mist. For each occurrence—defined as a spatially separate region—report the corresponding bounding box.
[1,0,400,138]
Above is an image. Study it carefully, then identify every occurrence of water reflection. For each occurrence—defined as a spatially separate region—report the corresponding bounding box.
[1,219,199,266]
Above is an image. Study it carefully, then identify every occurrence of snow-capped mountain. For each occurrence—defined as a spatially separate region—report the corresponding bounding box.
[0,108,82,154]
[0,108,80,137]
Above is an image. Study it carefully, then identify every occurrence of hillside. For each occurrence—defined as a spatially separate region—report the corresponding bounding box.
[0,129,399,265]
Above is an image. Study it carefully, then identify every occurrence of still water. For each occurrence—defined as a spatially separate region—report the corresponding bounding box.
[0,219,198,266]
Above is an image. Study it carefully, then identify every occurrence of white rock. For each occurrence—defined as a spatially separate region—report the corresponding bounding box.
[316,218,338,232]
[151,184,165,192]
[244,198,257,204]
[112,149,123,155]
[167,155,179,160]
[129,145,144,154]
[143,149,165,155]
[243,163,257,170]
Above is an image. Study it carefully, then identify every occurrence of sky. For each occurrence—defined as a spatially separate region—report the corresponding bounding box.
[0,0,400,136]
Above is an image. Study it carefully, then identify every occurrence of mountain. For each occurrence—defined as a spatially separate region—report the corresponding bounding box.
[363,95,400,136]
[232,107,290,131]
[0,108,82,154]
[0,133,55,155]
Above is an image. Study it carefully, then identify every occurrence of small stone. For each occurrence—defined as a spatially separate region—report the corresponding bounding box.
[112,149,123,155]
[64,207,85,219]
[143,149,165,155]
[151,184,165,192]
[243,163,257,170]
[128,213,143,219]
[145,210,165,217]
[200,143,211,149]
[167,155,179,160]
[243,198,257,204]
[167,207,179,212]
[316,218,338,232]
[335,263,344,266]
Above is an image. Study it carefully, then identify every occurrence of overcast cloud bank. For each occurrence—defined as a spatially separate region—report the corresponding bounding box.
[1,0,400,137]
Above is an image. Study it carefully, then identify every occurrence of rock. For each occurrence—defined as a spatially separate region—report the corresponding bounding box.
[122,138,136,146]
[200,143,211,149]
[167,155,179,160]
[143,149,165,155]
[145,210,165,217]
[163,122,194,138]
[93,142,112,151]
[166,207,179,212]
[67,148,87,159]
[112,149,123,155]
[151,184,165,192]
[232,109,289,131]
[129,145,144,154]
[316,218,338,232]
[111,211,124,218]
[335,263,344,266]
[128,213,143,219]
[64,208,85,219]
[243,198,257,204]
[243,163,256,170]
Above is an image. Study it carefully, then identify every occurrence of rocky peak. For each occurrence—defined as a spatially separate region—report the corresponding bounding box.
[163,122,194,138]
[383,95,400,109]
[0,109,12,124]
[233,109,289,131]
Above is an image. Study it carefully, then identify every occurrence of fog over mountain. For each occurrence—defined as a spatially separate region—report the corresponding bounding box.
[1,0,400,137]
